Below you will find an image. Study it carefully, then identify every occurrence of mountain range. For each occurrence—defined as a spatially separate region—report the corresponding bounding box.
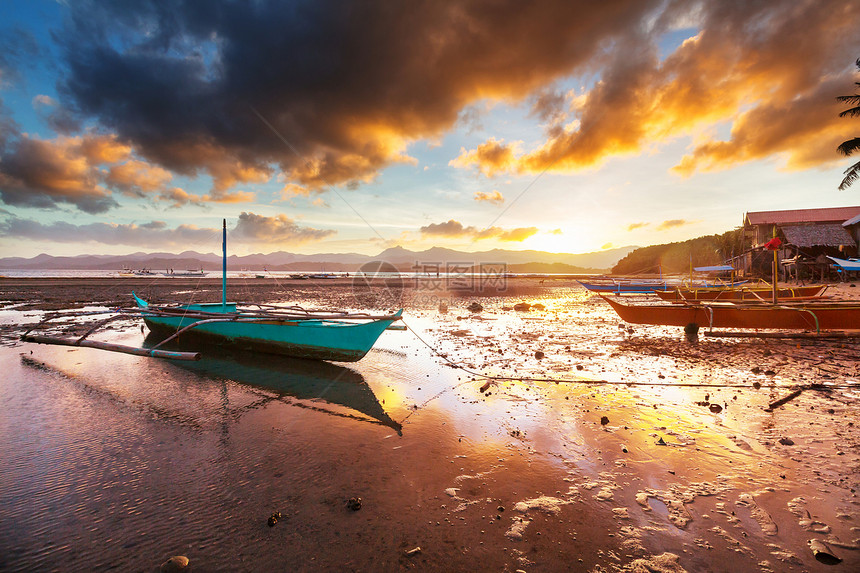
[0,245,637,273]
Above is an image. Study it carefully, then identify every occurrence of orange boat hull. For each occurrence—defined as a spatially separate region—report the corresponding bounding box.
[601,295,860,331]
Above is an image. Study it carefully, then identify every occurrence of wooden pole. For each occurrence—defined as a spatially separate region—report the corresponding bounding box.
[772,225,778,304]
[22,334,201,361]
[704,331,860,339]
[222,219,227,311]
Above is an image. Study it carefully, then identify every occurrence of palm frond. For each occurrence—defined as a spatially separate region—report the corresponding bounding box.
[839,106,860,118]
[837,137,860,156]
[839,159,860,191]
[837,95,860,104]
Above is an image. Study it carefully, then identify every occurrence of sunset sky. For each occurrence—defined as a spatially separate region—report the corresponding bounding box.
[2,0,860,258]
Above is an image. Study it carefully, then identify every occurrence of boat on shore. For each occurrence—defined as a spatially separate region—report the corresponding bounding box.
[577,279,674,294]
[828,256,860,271]
[655,284,828,301]
[133,295,402,361]
[578,278,747,295]
[23,219,402,362]
[600,294,860,332]
[133,221,400,361]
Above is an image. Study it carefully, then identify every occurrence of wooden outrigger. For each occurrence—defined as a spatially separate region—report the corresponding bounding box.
[655,284,828,302]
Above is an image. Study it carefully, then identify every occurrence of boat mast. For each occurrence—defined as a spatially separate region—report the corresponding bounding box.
[222,219,227,310]
[771,225,778,304]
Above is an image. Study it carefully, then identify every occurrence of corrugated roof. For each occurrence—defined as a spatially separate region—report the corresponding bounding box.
[843,213,860,226]
[745,206,860,226]
[781,223,856,247]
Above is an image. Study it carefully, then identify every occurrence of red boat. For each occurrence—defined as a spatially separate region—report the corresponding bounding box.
[600,294,860,332]
[654,284,828,302]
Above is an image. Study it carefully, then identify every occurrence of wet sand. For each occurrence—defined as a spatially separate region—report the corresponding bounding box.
[1,277,858,571]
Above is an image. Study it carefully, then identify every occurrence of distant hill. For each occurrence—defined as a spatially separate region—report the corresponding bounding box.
[611,230,744,274]
[0,245,637,272]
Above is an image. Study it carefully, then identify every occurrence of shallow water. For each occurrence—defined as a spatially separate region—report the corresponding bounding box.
[1,286,859,571]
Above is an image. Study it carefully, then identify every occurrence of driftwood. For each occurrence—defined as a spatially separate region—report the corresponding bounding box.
[765,388,804,411]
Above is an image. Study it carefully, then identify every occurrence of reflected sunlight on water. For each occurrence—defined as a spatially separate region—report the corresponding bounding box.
[2,284,859,571]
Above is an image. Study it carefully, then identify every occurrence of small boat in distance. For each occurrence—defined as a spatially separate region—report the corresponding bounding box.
[577,279,673,294]
[163,268,207,277]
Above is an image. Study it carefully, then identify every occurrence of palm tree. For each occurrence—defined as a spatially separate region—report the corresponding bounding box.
[838,58,860,190]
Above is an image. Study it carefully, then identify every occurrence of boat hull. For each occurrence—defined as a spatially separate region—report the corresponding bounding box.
[601,295,860,331]
[578,280,672,294]
[579,280,748,295]
[655,285,827,301]
[142,315,397,361]
[827,256,860,271]
[135,298,401,362]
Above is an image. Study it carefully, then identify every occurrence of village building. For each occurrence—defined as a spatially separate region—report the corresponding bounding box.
[742,206,860,280]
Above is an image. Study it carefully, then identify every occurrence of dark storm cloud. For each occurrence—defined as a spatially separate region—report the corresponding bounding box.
[52,0,660,193]
[0,27,40,87]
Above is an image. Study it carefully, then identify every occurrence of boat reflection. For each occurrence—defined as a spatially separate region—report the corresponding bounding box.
[144,334,402,434]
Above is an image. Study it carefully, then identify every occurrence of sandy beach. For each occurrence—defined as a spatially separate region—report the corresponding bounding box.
[1,276,858,572]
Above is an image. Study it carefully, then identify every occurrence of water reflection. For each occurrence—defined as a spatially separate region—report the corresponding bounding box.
[145,334,402,434]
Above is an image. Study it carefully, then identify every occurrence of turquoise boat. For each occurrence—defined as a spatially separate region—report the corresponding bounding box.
[133,295,402,361]
[23,219,402,362]
[133,219,402,362]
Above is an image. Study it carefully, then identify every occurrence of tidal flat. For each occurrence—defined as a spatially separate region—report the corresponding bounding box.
[0,277,858,572]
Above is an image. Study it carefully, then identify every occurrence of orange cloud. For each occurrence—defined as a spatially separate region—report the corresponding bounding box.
[232,212,335,243]
[0,131,260,212]
[656,219,689,231]
[627,222,649,231]
[672,76,852,175]
[158,187,204,208]
[474,190,505,205]
[0,134,117,213]
[449,2,860,178]
[106,160,173,196]
[449,138,519,177]
[79,134,132,164]
[420,219,470,237]
[201,189,256,203]
[420,219,537,242]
